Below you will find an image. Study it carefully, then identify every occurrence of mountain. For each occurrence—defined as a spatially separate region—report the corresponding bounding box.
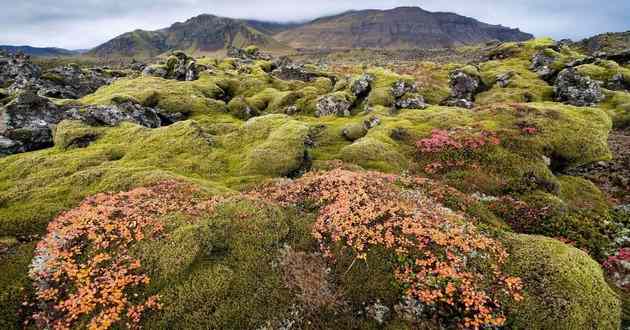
[89,7,533,58]
[0,45,78,57]
[574,31,630,54]
[89,14,288,58]
[274,7,533,49]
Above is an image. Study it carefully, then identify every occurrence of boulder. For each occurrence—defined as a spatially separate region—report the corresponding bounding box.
[0,52,41,90]
[394,93,428,110]
[496,71,515,88]
[607,73,630,91]
[0,89,63,155]
[351,74,374,97]
[272,64,322,82]
[143,51,201,81]
[391,80,417,98]
[315,94,353,117]
[441,68,482,108]
[530,50,558,81]
[227,46,272,61]
[37,64,113,99]
[65,102,162,128]
[554,68,604,106]
[0,90,183,156]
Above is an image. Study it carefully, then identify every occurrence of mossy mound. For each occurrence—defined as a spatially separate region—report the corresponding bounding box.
[505,234,621,329]
[53,120,104,149]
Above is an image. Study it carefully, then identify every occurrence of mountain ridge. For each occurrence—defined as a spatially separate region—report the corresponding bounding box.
[89,6,533,58]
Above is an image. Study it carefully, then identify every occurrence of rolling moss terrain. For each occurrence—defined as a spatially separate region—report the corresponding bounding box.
[1,39,629,329]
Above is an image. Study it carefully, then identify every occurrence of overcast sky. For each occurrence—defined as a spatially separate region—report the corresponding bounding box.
[1,0,629,49]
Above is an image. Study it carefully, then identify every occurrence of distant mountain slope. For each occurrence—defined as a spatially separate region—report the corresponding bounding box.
[89,14,288,58]
[0,45,77,57]
[574,31,630,54]
[89,7,534,58]
[274,7,533,49]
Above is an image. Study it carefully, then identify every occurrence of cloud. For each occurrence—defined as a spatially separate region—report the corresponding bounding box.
[0,0,628,49]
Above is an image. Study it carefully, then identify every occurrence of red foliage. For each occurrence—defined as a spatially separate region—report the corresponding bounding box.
[603,248,630,291]
[252,169,522,329]
[416,129,500,154]
[29,181,204,330]
[486,197,552,233]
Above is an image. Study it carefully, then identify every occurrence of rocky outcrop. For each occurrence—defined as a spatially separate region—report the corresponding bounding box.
[0,90,63,154]
[394,94,428,110]
[227,46,272,61]
[272,63,323,82]
[441,69,483,109]
[0,52,114,99]
[142,51,202,81]
[0,52,41,89]
[0,90,184,156]
[530,50,558,81]
[554,68,604,106]
[351,74,374,97]
[315,94,352,117]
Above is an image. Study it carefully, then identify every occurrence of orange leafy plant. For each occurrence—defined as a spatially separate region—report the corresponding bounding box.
[28,181,203,330]
[252,169,522,329]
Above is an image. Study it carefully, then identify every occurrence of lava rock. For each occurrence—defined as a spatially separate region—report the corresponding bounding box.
[496,71,515,88]
[351,74,374,97]
[272,64,322,82]
[315,94,352,117]
[554,68,604,106]
[65,102,162,128]
[394,93,428,110]
[391,80,417,98]
[530,50,558,81]
[0,89,63,154]
[227,46,272,61]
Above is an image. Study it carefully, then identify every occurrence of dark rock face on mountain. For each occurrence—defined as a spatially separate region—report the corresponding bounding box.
[274,7,533,49]
[89,15,287,58]
[89,7,532,58]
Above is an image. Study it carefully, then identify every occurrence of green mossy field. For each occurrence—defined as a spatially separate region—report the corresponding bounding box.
[1,38,628,329]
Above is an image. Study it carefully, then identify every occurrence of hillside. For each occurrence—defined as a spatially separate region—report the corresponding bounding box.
[0,45,77,57]
[274,7,533,49]
[574,31,630,54]
[89,7,533,58]
[89,14,288,58]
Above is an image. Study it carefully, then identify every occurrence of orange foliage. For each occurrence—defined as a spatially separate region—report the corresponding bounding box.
[29,181,204,330]
[252,169,522,329]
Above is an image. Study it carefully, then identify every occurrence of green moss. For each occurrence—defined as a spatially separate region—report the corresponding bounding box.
[342,122,368,141]
[134,197,313,329]
[241,115,311,176]
[53,120,104,150]
[80,72,226,115]
[340,137,407,172]
[505,234,621,329]
[0,242,35,329]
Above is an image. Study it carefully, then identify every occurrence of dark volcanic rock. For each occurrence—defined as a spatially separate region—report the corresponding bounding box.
[394,94,428,110]
[65,102,162,128]
[0,90,62,155]
[441,69,483,108]
[315,94,352,117]
[272,63,323,82]
[227,46,272,61]
[37,64,113,99]
[0,52,41,89]
[1,52,114,99]
[554,68,604,106]
[143,51,202,81]
[351,74,374,97]
[530,50,558,81]
[0,90,184,156]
